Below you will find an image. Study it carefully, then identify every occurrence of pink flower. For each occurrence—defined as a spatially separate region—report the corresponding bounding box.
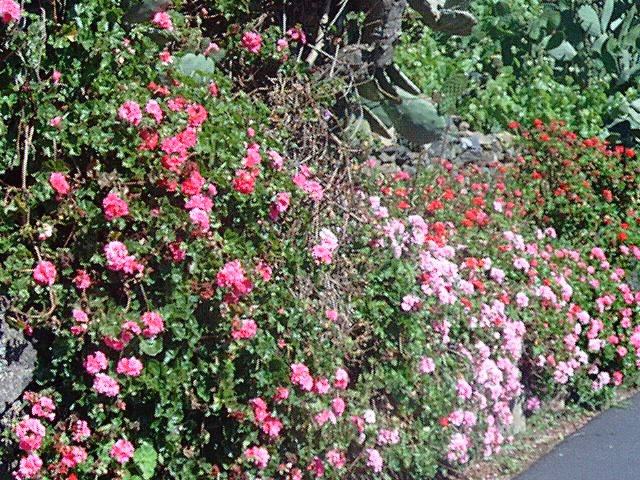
[151,11,173,30]
[118,101,142,126]
[0,0,20,23]
[276,38,289,52]
[31,397,55,421]
[377,429,400,445]
[51,70,61,84]
[287,26,307,44]
[50,116,62,128]
[102,193,129,221]
[85,352,108,375]
[267,150,284,170]
[168,241,186,261]
[104,241,144,274]
[73,270,92,289]
[418,357,435,374]
[216,260,253,302]
[159,50,172,64]
[456,379,472,400]
[110,439,134,464]
[314,377,331,394]
[269,192,291,220]
[233,169,257,194]
[255,261,272,281]
[209,81,219,97]
[185,194,213,212]
[366,448,384,473]
[261,416,283,437]
[145,99,164,123]
[244,446,270,470]
[331,397,345,416]
[72,420,91,442]
[33,261,56,286]
[117,357,143,377]
[140,311,165,338]
[182,170,205,196]
[187,104,208,126]
[274,387,289,402]
[308,457,325,478]
[326,449,346,469]
[290,363,314,391]
[93,373,120,397]
[231,318,257,340]
[60,445,87,468]
[312,229,339,265]
[14,418,45,452]
[325,309,338,322]
[241,32,263,53]
[401,294,421,312]
[334,367,349,389]
[49,172,71,196]
[14,453,42,480]
[189,208,210,233]
[314,409,337,426]
[250,397,269,423]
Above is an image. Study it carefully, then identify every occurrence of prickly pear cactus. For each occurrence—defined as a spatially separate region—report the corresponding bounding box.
[343,0,476,145]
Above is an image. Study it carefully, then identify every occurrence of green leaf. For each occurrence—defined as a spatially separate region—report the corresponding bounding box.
[601,0,614,31]
[577,5,602,36]
[133,441,157,480]
[548,41,577,61]
[177,54,216,83]
[139,337,164,357]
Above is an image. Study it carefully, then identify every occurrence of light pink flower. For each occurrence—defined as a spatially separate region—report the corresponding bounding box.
[274,387,289,402]
[366,448,384,473]
[261,416,283,437]
[73,270,92,289]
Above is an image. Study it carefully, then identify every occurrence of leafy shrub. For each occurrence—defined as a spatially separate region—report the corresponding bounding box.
[4,2,640,480]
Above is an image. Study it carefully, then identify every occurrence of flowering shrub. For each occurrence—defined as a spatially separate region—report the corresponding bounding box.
[3,2,640,479]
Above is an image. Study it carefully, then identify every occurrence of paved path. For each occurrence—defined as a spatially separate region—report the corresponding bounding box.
[515,393,640,480]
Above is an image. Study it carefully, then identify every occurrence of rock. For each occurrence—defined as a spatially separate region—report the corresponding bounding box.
[0,308,36,415]
[509,397,527,436]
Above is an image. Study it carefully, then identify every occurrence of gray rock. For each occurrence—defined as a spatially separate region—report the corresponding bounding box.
[509,397,527,436]
[0,302,36,414]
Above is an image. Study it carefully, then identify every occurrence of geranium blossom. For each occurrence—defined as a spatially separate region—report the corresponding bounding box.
[110,439,134,464]
[0,0,20,23]
[118,101,142,126]
[33,261,57,286]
